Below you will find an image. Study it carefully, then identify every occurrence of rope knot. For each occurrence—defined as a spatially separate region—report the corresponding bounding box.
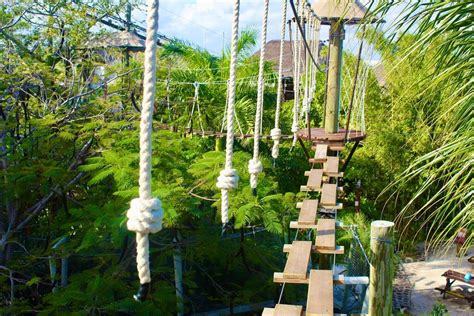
[216,169,239,190]
[248,158,263,175]
[270,128,282,141]
[127,198,164,234]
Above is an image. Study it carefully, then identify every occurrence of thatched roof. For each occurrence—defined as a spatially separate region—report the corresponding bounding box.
[253,40,325,77]
[85,31,145,51]
[312,0,379,25]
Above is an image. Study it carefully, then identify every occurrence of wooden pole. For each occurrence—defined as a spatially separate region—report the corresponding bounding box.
[368,220,394,316]
[324,20,344,134]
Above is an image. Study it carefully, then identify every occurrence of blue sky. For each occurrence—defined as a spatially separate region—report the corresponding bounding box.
[132,0,405,60]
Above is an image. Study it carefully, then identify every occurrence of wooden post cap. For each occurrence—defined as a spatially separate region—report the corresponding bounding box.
[371,220,394,228]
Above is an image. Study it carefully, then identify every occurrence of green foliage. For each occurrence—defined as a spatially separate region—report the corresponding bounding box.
[369,0,474,251]
[430,302,449,316]
[2,0,471,313]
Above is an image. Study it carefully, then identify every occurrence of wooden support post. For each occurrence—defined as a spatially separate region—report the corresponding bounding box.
[324,20,344,134]
[368,220,394,316]
[341,140,359,172]
[298,137,310,160]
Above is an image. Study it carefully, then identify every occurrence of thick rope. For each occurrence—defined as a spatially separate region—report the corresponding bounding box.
[311,17,321,100]
[126,0,163,300]
[301,7,311,122]
[249,0,269,190]
[291,1,302,147]
[216,0,240,224]
[271,0,287,159]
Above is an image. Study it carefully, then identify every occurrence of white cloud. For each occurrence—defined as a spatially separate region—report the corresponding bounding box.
[132,0,399,59]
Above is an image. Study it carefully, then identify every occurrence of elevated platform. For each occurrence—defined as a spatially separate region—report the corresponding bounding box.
[297,128,365,143]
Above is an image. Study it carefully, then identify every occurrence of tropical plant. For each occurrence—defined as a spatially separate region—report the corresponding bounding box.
[370,0,473,252]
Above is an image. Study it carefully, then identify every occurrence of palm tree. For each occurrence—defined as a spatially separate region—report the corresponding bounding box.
[373,1,473,252]
[158,29,277,135]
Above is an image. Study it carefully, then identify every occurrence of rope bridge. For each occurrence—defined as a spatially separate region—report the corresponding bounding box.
[125,0,373,309]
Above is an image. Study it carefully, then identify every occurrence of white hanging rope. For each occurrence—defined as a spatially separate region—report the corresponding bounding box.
[249,0,269,190]
[270,0,287,159]
[309,16,320,106]
[291,1,302,147]
[126,0,163,301]
[300,7,311,122]
[216,0,240,225]
[221,80,229,133]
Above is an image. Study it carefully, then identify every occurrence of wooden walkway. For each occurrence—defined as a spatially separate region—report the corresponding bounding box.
[265,140,348,315]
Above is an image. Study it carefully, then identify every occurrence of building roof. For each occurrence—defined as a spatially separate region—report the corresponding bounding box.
[85,31,146,51]
[312,0,379,25]
[253,40,325,77]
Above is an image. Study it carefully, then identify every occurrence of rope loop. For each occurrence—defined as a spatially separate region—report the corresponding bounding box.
[127,198,164,234]
[248,158,263,175]
[216,168,239,190]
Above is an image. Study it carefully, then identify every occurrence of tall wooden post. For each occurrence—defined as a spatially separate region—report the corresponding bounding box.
[368,220,394,316]
[324,20,344,133]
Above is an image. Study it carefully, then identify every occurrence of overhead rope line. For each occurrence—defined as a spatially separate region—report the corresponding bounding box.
[187,82,205,134]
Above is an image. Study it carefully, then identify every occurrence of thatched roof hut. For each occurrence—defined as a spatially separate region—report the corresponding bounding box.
[85,31,146,51]
[312,0,381,25]
[253,40,325,78]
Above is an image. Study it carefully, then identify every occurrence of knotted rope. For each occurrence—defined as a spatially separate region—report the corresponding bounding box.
[271,0,287,159]
[249,0,269,191]
[217,0,240,225]
[126,0,163,302]
[291,1,302,147]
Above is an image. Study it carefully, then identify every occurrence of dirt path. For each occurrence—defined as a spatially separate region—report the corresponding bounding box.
[403,245,473,315]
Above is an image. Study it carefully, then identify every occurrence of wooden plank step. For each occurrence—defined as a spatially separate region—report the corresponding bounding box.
[274,304,304,315]
[320,183,338,208]
[329,145,345,152]
[312,144,328,163]
[301,169,323,192]
[316,219,336,251]
[282,241,312,280]
[274,272,354,285]
[289,219,343,231]
[312,143,344,152]
[297,200,318,225]
[283,243,344,255]
[306,270,334,316]
[323,157,340,177]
